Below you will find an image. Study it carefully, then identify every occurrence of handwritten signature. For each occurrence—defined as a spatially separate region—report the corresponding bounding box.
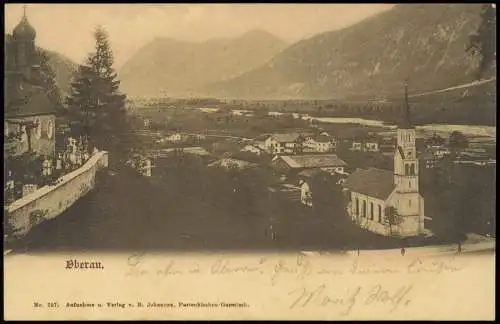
[287,283,412,315]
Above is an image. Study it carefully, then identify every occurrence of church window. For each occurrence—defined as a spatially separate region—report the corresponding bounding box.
[34,118,42,139]
[355,198,359,216]
[20,125,27,143]
[370,202,374,220]
[408,180,411,189]
[405,164,410,175]
[362,200,367,218]
[409,199,412,208]
[47,120,54,139]
[410,164,416,176]
[378,205,382,223]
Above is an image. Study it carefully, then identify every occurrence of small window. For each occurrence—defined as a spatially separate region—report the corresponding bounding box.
[34,118,42,139]
[409,199,412,207]
[20,125,27,143]
[47,120,54,139]
[408,180,411,188]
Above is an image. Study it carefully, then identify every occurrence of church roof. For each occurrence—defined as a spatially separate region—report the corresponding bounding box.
[13,10,36,40]
[343,167,395,201]
[5,81,56,118]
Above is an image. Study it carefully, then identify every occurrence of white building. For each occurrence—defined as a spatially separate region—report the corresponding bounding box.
[264,133,307,155]
[343,83,425,237]
[241,144,263,155]
[303,135,333,153]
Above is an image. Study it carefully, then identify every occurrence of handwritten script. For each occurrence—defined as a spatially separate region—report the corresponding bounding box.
[123,252,466,316]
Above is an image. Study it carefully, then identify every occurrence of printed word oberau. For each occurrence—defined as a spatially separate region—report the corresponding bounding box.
[65,259,104,270]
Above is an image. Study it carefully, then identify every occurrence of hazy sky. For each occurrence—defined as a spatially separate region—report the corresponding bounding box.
[5,4,394,69]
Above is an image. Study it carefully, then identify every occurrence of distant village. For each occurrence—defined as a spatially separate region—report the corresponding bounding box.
[126,87,496,239]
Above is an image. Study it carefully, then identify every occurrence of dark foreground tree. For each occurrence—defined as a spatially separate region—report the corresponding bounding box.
[66,25,133,163]
[448,131,469,157]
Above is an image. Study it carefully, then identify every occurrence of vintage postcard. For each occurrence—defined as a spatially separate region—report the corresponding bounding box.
[3,3,496,320]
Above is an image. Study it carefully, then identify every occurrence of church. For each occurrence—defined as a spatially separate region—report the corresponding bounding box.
[343,82,426,237]
[5,8,57,158]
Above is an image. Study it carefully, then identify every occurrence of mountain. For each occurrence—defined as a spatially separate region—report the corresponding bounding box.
[203,4,495,100]
[118,29,288,98]
[39,48,78,97]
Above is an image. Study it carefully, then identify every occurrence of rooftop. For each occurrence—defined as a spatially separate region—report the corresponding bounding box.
[343,167,395,201]
[208,158,259,170]
[313,135,331,143]
[267,133,303,143]
[5,82,56,118]
[279,154,347,169]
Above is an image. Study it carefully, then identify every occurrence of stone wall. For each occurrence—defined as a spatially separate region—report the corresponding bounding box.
[5,151,108,238]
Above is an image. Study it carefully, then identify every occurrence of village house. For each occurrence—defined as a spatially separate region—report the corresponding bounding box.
[263,132,314,155]
[351,138,380,152]
[351,140,363,151]
[303,134,334,153]
[273,153,347,176]
[5,11,57,158]
[365,140,380,152]
[162,132,185,143]
[429,146,451,159]
[240,144,263,156]
[420,151,440,169]
[343,83,426,237]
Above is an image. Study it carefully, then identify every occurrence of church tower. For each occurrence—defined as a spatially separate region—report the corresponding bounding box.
[12,6,37,76]
[394,80,419,193]
[393,80,422,227]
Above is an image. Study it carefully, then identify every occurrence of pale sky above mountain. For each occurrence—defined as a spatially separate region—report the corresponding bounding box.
[5,4,394,68]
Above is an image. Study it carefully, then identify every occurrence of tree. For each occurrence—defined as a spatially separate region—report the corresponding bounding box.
[425,133,445,148]
[66,25,132,161]
[310,172,343,215]
[37,49,64,114]
[448,131,468,156]
[466,4,496,79]
[384,206,404,237]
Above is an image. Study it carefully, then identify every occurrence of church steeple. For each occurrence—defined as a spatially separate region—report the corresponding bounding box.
[13,5,37,41]
[12,5,37,70]
[398,79,413,129]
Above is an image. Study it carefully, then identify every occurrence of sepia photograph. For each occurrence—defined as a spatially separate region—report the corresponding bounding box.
[3,3,496,320]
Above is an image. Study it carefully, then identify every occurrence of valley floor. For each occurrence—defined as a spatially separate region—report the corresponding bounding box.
[8,169,459,254]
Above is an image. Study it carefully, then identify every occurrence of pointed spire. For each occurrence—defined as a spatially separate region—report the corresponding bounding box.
[23,5,27,18]
[399,79,413,129]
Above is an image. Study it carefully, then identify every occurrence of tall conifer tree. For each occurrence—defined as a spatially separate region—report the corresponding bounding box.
[67,25,131,159]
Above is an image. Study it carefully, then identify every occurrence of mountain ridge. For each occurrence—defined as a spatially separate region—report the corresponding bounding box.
[201,4,495,100]
[118,30,288,98]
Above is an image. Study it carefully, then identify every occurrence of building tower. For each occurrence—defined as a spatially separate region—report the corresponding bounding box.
[12,6,37,76]
[393,80,422,232]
